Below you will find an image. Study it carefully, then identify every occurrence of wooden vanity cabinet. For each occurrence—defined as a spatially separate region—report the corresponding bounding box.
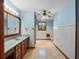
[5,37,29,59]
[5,49,15,59]
[21,38,29,58]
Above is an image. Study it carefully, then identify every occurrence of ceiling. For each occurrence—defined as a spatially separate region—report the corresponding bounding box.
[9,0,66,11]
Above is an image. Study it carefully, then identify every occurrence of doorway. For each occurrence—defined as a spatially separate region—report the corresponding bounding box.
[35,12,53,40]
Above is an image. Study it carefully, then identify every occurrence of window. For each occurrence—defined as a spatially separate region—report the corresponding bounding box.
[38,22,46,31]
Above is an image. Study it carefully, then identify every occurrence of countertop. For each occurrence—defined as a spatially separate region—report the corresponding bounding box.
[4,35,29,53]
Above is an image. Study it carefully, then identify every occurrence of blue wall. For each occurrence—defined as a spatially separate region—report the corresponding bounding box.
[36,19,53,27]
[21,11,34,27]
[21,11,35,47]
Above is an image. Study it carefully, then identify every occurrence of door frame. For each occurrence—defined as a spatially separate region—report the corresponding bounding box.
[34,12,36,47]
[0,0,4,59]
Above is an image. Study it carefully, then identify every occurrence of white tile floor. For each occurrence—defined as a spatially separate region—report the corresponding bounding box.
[23,40,67,59]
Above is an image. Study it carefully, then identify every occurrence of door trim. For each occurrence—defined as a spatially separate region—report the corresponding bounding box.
[0,0,4,59]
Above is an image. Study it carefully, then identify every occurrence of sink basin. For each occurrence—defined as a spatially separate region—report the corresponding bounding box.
[15,38,20,40]
[21,34,29,37]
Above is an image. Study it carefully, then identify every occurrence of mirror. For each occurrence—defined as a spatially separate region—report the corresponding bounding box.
[4,11,21,37]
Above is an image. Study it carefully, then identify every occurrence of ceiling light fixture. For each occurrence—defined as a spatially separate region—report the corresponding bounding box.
[41,9,52,20]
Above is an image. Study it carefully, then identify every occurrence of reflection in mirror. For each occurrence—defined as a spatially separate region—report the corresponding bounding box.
[7,14,19,35]
[4,12,7,35]
[4,11,21,37]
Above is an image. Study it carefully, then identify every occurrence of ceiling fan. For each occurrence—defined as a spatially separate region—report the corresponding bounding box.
[42,9,52,19]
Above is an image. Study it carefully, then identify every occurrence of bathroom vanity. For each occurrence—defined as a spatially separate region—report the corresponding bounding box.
[4,9,29,59]
[4,36,29,59]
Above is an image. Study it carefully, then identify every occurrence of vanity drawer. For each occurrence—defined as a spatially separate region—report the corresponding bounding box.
[22,40,25,45]
[16,44,21,50]
[22,44,25,49]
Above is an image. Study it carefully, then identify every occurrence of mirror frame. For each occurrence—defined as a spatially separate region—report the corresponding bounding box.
[4,11,21,37]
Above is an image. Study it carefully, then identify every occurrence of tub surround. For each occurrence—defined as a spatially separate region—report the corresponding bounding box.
[4,35,29,53]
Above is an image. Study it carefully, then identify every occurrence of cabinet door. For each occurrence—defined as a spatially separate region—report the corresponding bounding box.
[22,42,25,56]
[16,55,21,59]
[5,49,15,59]
[15,44,21,59]
[22,39,28,58]
[25,39,28,51]
[22,40,26,58]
